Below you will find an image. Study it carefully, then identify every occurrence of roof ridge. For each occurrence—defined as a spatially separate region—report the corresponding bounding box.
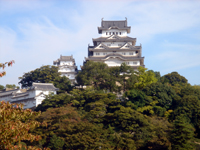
[33,82,54,85]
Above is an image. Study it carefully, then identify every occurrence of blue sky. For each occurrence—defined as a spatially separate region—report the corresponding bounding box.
[0,0,200,86]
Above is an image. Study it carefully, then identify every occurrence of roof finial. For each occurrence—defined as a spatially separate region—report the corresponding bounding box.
[102,18,104,21]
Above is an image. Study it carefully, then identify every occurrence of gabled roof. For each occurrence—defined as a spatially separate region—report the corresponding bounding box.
[94,43,109,50]
[53,55,75,65]
[85,53,144,61]
[30,83,59,91]
[89,42,141,51]
[98,19,131,33]
[93,35,136,43]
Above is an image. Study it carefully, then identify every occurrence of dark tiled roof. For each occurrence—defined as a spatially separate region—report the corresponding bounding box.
[89,43,141,51]
[53,55,75,65]
[98,19,131,33]
[31,83,59,91]
[0,89,18,97]
[93,35,136,42]
[12,92,29,99]
[60,55,74,61]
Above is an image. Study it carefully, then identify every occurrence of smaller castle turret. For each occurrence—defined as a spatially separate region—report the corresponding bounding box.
[53,55,78,83]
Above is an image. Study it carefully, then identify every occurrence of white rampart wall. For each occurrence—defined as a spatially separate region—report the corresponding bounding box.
[0,89,57,109]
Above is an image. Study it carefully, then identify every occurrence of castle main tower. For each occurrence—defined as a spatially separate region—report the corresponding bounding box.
[85,18,144,70]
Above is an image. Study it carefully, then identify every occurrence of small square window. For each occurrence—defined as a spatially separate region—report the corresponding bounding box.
[119,32,121,35]
[122,52,126,55]
[103,53,107,55]
[116,32,118,35]
[129,52,133,55]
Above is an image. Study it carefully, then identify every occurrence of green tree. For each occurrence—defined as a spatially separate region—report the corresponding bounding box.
[76,61,109,90]
[6,84,19,89]
[0,101,45,150]
[171,95,200,138]
[161,72,188,86]
[35,93,73,112]
[134,66,157,89]
[48,134,65,150]
[18,65,72,93]
[170,115,195,150]
[143,82,177,109]
[124,89,152,109]
[0,84,4,90]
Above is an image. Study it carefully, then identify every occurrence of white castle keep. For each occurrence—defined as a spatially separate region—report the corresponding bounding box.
[85,18,145,70]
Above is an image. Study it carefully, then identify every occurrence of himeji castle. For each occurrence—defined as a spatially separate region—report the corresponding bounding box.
[85,18,145,70]
[53,55,78,83]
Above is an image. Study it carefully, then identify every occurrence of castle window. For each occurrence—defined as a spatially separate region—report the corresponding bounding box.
[119,32,121,35]
[133,62,137,64]
[96,53,100,55]
[109,32,111,35]
[106,32,108,35]
[125,45,129,48]
[107,44,111,46]
[103,53,107,55]
[136,51,138,54]
[111,42,114,44]
[125,62,129,65]
[116,32,118,35]
[129,52,133,55]
[122,52,126,55]
[100,46,103,48]
[113,32,115,35]
[118,44,122,46]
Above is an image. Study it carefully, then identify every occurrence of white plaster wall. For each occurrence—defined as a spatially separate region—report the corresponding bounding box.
[60,61,73,66]
[104,58,124,66]
[104,58,140,67]
[102,29,127,37]
[93,52,112,56]
[93,51,137,57]
[14,99,36,109]
[120,51,137,56]
[102,42,126,47]
[0,89,57,109]
[58,68,75,72]
[0,95,12,102]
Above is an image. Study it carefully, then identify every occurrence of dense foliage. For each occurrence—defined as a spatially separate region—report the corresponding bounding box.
[2,61,200,149]
[0,101,48,150]
[18,65,72,93]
